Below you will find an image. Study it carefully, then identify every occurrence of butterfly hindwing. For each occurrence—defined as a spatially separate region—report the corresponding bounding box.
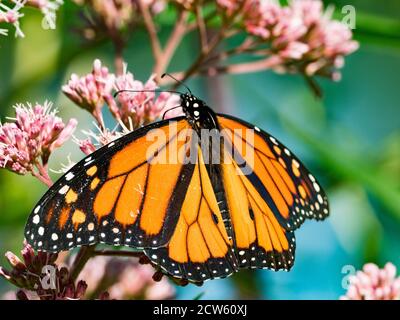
[145,145,238,282]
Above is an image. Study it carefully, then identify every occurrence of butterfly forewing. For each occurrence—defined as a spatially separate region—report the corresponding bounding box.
[25,118,196,251]
[218,115,329,232]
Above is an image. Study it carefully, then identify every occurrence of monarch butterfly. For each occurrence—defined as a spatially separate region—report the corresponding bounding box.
[24,88,329,283]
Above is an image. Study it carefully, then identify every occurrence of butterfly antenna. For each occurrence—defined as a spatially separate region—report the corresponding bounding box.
[162,105,183,120]
[161,73,192,94]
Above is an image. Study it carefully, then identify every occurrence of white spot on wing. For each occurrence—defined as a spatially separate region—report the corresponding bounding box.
[58,185,69,195]
[65,172,74,181]
[32,215,40,224]
[84,160,94,166]
[270,137,278,145]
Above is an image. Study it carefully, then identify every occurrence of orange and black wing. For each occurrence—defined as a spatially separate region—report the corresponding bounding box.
[25,117,196,251]
[144,144,238,282]
[217,114,329,271]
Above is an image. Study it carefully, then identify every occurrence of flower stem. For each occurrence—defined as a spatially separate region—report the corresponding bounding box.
[195,4,208,51]
[93,249,144,258]
[139,0,162,63]
[112,37,125,76]
[70,245,96,282]
[200,56,281,75]
[154,10,188,81]
[31,163,53,187]
[171,29,227,89]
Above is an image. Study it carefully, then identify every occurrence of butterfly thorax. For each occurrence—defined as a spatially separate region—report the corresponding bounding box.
[180,93,233,242]
[180,94,219,131]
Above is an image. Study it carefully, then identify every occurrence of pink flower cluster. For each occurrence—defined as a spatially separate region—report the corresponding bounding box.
[218,0,359,80]
[341,263,400,300]
[74,0,165,35]
[114,71,181,128]
[62,59,115,124]
[74,0,135,31]
[0,242,110,300]
[63,59,181,130]
[0,0,63,37]
[1,243,175,300]
[0,102,77,175]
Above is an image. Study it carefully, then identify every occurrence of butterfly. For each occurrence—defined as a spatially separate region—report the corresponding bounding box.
[24,90,329,283]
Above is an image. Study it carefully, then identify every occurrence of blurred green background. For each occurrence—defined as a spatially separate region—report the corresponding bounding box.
[0,0,399,299]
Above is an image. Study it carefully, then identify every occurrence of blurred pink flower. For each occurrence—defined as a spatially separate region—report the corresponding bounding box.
[81,0,135,31]
[75,124,124,155]
[243,0,281,39]
[107,260,175,300]
[341,263,400,300]
[74,0,164,33]
[239,0,358,80]
[0,101,77,176]
[0,242,110,300]
[62,59,115,123]
[0,0,25,37]
[26,0,64,30]
[75,137,97,156]
[290,0,324,27]
[0,240,58,291]
[64,59,182,130]
[173,0,196,10]
[114,70,181,128]
[0,0,63,37]
[145,277,176,300]
[217,0,241,15]
[78,255,175,300]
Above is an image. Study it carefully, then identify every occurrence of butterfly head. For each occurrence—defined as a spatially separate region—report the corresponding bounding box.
[180,93,207,121]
